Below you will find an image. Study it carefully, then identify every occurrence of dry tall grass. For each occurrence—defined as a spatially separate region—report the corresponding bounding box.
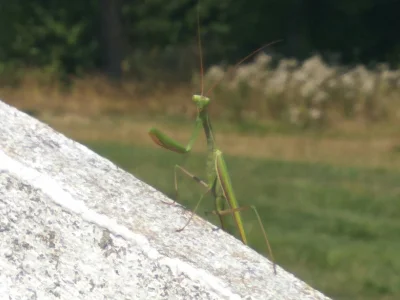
[2,55,400,128]
[0,70,192,117]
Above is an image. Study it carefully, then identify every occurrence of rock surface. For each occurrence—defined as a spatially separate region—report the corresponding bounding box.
[0,100,331,299]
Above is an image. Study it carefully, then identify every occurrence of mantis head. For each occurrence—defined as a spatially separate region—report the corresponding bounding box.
[192,94,210,111]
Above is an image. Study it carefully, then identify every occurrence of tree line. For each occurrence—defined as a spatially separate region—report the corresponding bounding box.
[0,0,399,80]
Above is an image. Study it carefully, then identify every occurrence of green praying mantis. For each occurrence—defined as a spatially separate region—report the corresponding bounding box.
[148,11,278,275]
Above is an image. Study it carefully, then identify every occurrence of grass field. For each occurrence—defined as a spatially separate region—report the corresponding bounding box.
[32,113,399,300]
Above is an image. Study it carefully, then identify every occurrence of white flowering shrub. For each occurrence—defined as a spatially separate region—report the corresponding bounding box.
[201,53,400,128]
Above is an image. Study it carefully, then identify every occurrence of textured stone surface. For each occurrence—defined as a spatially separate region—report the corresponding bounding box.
[0,100,331,299]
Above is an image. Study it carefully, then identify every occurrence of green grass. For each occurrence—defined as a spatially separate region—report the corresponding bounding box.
[85,141,400,300]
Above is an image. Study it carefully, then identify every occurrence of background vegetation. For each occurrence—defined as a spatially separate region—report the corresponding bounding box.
[1,0,400,299]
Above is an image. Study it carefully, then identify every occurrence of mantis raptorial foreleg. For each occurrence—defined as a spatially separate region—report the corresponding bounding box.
[149,118,202,155]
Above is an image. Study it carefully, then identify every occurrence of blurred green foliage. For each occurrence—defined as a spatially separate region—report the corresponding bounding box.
[0,0,400,79]
[0,0,99,77]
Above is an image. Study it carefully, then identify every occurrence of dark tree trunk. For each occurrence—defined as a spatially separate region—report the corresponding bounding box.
[99,0,125,78]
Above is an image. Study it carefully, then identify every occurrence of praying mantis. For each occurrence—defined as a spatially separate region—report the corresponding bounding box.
[148,8,278,275]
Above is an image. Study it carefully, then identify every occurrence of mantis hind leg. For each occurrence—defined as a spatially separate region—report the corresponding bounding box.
[204,195,228,232]
[176,186,213,232]
[210,205,277,275]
